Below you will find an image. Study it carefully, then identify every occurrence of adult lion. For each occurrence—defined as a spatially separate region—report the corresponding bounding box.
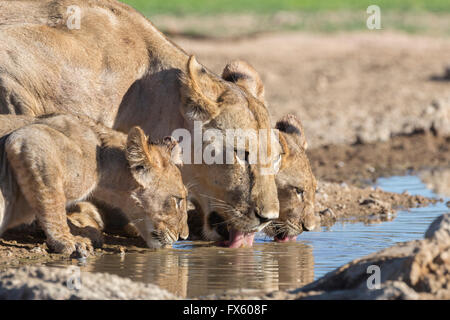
[0,0,281,246]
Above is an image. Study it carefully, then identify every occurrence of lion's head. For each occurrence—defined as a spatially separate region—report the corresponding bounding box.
[122,127,189,248]
[264,114,319,242]
[178,57,281,247]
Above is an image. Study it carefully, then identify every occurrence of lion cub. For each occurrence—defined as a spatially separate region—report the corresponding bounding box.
[0,114,188,257]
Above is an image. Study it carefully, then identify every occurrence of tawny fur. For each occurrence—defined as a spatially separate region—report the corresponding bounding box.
[188,114,319,241]
[0,114,188,257]
[264,115,319,239]
[0,0,281,238]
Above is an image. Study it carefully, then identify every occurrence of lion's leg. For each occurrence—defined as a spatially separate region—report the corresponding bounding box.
[32,193,93,257]
[6,152,93,257]
[68,202,104,248]
[123,222,140,237]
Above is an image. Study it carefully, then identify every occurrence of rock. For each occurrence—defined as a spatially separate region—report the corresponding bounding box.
[366,166,376,173]
[319,208,336,223]
[359,197,391,211]
[314,181,435,225]
[30,246,46,254]
[424,214,450,243]
[359,198,376,205]
[294,281,421,300]
[0,266,177,300]
[336,161,345,168]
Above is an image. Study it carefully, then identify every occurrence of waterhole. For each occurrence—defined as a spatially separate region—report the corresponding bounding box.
[46,175,449,298]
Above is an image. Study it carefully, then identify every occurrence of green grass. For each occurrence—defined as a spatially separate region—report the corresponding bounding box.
[121,0,450,16]
[118,0,450,37]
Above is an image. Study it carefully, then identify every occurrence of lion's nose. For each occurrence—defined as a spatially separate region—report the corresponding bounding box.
[302,221,315,231]
[179,232,189,240]
[254,207,278,223]
[302,213,320,231]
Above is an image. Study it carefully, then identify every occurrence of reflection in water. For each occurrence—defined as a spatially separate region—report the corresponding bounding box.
[83,250,191,297]
[50,241,314,298]
[420,168,450,197]
[298,175,450,279]
[46,175,449,298]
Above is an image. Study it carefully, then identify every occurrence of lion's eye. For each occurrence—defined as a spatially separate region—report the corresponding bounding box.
[295,187,304,201]
[134,165,146,171]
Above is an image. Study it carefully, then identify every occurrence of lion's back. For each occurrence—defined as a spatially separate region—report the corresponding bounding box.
[0,0,151,119]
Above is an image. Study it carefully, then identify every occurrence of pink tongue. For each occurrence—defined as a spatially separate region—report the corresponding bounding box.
[216,229,255,248]
[274,235,298,243]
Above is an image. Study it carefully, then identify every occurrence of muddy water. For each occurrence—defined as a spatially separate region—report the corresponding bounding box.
[46,175,449,298]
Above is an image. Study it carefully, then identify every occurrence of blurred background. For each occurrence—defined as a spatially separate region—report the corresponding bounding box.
[120,0,450,187]
[122,0,450,37]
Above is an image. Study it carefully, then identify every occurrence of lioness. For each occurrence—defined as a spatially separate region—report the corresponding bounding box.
[0,0,281,246]
[0,114,188,257]
[264,115,319,242]
[188,114,319,245]
[221,62,319,242]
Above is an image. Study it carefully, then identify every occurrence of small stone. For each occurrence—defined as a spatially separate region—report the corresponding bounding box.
[30,247,46,254]
[319,208,336,219]
[366,166,376,173]
[336,161,345,168]
[359,198,376,205]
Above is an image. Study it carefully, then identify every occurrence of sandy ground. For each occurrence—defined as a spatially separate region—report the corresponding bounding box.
[173,31,450,147]
[1,31,449,267]
[309,133,450,186]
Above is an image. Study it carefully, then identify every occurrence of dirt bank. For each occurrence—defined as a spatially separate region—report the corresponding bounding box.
[309,132,450,186]
[315,180,441,226]
[0,226,150,271]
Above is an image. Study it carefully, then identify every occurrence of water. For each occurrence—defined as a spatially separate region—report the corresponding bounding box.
[46,175,449,298]
[297,175,448,279]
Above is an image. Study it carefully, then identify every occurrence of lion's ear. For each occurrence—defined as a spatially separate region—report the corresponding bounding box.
[222,60,265,103]
[276,114,308,150]
[162,136,183,166]
[126,127,162,174]
[278,131,290,157]
[179,55,222,123]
